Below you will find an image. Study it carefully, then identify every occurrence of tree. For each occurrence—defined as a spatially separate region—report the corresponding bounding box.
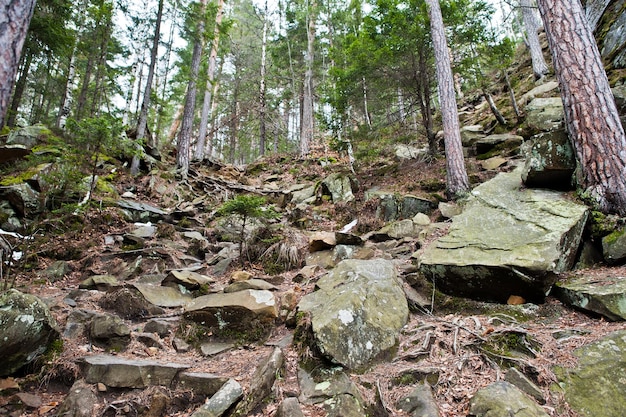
[535,0,626,215]
[300,0,317,157]
[519,0,548,80]
[0,0,37,125]
[425,0,469,198]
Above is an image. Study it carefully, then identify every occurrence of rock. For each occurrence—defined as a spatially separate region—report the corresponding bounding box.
[474,133,523,156]
[419,167,588,303]
[521,129,575,190]
[224,279,276,293]
[400,195,436,218]
[0,145,31,164]
[163,270,214,290]
[319,172,357,203]
[200,342,234,356]
[132,283,192,308]
[80,354,189,388]
[79,274,120,290]
[554,331,626,417]
[276,397,304,417]
[525,97,564,132]
[505,368,545,404]
[184,290,278,341]
[598,4,626,68]
[396,383,441,417]
[371,219,417,241]
[601,228,626,264]
[89,314,131,350]
[6,124,50,148]
[298,259,409,369]
[438,202,462,219]
[325,393,366,417]
[234,347,283,415]
[176,372,229,397]
[0,183,43,217]
[230,270,254,282]
[291,185,316,205]
[0,289,60,376]
[191,378,243,417]
[309,231,337,252]
[469,381,549,417]
[41,260,72,282]
[55,380,98,417]
[392,367,441,386]
[117,199,168,222]
[554,274,626,321]
[298,366,362,405]
[460,125,486,147]
[144,319,171,337]
[413,212,431,226]
[395,144,428,160]
[520,81,559,105]
[480,156,508,171]
[335,231,364,246]
[367,190,400,221]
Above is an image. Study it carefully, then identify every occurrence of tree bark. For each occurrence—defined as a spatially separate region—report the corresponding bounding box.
[195,0,224,161]
[536,0,626,215]
[0,0,36,125]
[132,0,164,175]
[300,0,317,157]
[177,0,208,178]
[258,0,269,156]
[426,0,470,198]
[520,0,549,80]
[6,51,31,127]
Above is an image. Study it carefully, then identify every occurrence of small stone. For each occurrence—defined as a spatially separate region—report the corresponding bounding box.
[230,270,253,282]
[507,295,526,305]
[97,383,107,392]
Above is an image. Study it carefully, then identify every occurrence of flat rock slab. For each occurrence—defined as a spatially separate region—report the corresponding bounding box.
[555,275,626,321]
[133,283,193,308]
[419,167,588,303]
[80,354,189,388]
[469,381,549,417]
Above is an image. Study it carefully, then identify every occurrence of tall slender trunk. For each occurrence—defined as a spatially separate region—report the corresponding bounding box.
[537,0,626,215]
[416,48,436,155]
[6,51,32,127]
[0,0,37,125]
[155,0,179,146]
[195,0,224,161]
[177,0,208,177]
[483,91,507,126]
[504,71,522,119]
[426,0,469,198]
[131,0,164,175]
[258,0,269,156]
[300,0,317,157]
[520,0,549,80]
[57,49,77,129]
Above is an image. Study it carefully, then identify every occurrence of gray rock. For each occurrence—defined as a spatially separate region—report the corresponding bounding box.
[396,383,440,417]
[163,269,214,290]
[554,331,626,417]
[132,283,193,308]
[474,133,523,156]
[224,279,276,293]
[80,354,189,388]
[276,397,304,417]
[291,185,316,205]
[525,97,564,132]
[505,368,545,404]
[298,259,409,369]
[554,274,626,321]
[176,372,229,397]
[0,289,60,376]
[41,260,72,282]
[419,167,588,303]
[117,199,168,222]
[0,183,43,217]
[325,393,366,417]
[99,287,165,319]
[184,290,278,341]
[309,231,336,252]
[191,378,243,417]
[0,145,31,164]
[144,319,172,336]
[469,381,549,417]
[320,172,357,203]
[298,366,362,405]
[200,342,234,356]
[521,129,575,190]
[601,228,626,264]
[89,314,130,350]
[6,124,50,148]
[395,144,428,160]
[371,219,417,241]
[400,195,436,218]
[55,380,98,417]
[438,202,462,219]
[460,125,486,147]
[234,347,283,415]
[78,274,119,290]
[520,81,559,105]
[335,231,364,246]
[599,6,626,68]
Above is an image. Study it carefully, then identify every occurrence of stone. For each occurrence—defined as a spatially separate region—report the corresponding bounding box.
[521,129,575,190]
[438,202,462,219]
[89,314,131,350]
[599,5,626,68]
[469,381,549,417]
[176,372,229,397]
[184,290,278,341]
[309,231,337,252]
[79,274,119,290]
[230,270,253,282]
[460,125,486,147]
[224,279,276,293]
[601,228,626,264]
[117,199,168,222]
[80,354,189,388]
[132,283,193,308]
[505,368,545,404]
[144,319,171,336]
[396,383,440,417]
[200,342,234,356]
[41,260,72,282]
[0,145,31,164]
[335,231,364,246]
[99,287,165,319]
[400,195,436,218]
[234,347,283,415]
[371,219,417,241]
[55,380,98,417]
[474,133,523,156]
[480,156,508,171]
[6,124,50,148]
[134,332,165,349]
[325,393,366,417]
[520,81,559,105]
[395,144,428,160]
[191,379,243,417]
[0,183,43,217]
[419,167,588,303]
[298,259,409,369]
[163,270,214,290]
[298,367,362,405]
[525,97,564,132]
[554,331,626,417]
[276,397,304,417]
[412,212,431,226]
[320,172,357,203]
[0,289,60,376]
[554,274,626,321]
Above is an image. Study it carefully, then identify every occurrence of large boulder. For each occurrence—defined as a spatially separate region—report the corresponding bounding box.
[554,274,626,321]
[298,259,409,369]
[525,97,564,132]
[521,129,576,190]
[419,167,588,303]
[319,172,358,203]
[469,381,549,417]
[6,124,51,148]
[0,289,60,376]
[554,330,626,417]
[0,183,43,217]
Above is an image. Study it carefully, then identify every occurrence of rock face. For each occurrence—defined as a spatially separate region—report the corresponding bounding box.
[601,228,626,264]
[298,259,409,369]
[555,331,626,417]
[0,289,60,376]
[555,274,626,321]
[469,381,549,417]
[319,172,357,203]
[419,168,588,303]
[525,97,564,132]
[521,129,576,190]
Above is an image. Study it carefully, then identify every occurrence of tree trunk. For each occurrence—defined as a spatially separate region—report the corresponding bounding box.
[0,0,36,125]
[416,47,436,156]
[300,0,317,157]
[536,0,626,215]
[520,0,549,80]
[483,91,507,126]
[504,70,522,120]
[6,51,32,127]
[132,0,164,175]
[195,0,224,161]
[57,48,77,130]
[426,0,470,198]
[258,0,269,156]
[177,0,208,178]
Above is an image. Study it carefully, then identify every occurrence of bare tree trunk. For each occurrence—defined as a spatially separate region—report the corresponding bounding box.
[57,49,77,129]
[6,51,31,127]
[131,0,164,175]
[0,0,36,125]
[537,0,626,215]
[426,0,470,198]
[195,0,224,161]
[504,70,522,119]
[177,0,207,178]
[483,91,507,126]
[300,0,317,157]
[520,0,549,80]
[258,0,269,156]
[415,47,436,156]
[362,77,371,127]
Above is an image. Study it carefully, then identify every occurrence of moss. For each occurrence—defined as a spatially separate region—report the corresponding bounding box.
[0,170,37,186]
[603,228,625,245]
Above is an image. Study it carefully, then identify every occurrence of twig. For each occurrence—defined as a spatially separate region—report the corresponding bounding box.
[375,379,392,416]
